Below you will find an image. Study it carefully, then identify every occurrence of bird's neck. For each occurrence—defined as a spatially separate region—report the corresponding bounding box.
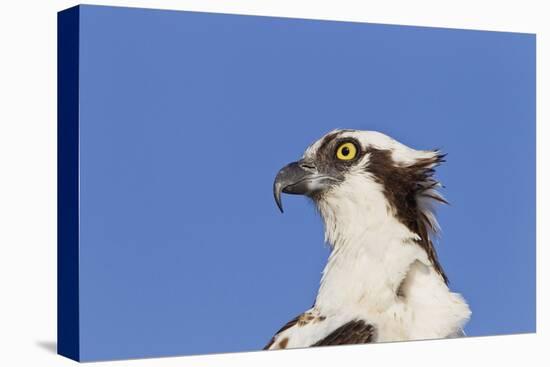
[311,177,470,340]
[314,181,438,315]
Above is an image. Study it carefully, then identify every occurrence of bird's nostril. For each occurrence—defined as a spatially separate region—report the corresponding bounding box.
[300,162,316,170]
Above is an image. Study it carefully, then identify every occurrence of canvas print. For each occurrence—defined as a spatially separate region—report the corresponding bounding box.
[58,5,536,362]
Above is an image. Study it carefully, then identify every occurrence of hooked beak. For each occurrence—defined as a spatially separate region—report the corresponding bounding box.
[273,160,336,213]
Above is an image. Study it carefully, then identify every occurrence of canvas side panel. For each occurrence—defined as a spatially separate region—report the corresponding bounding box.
[57,5,80,361]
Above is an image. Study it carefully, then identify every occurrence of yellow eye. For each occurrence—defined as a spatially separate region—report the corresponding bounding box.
[336,142,357,161]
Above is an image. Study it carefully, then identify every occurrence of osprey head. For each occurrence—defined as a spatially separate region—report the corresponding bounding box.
[273,129,448,280]
[274,129,446,213]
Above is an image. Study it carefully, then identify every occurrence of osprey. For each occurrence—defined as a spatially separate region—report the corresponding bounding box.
[265,129,470,350]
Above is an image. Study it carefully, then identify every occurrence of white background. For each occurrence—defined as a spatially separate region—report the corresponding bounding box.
[0,1,547,366]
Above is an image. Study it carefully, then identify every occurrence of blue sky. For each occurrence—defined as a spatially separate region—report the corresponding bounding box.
[77,5,535,361]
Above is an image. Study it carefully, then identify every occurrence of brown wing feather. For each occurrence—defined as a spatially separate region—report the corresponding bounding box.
[311,320,375,346]
[263,314,302,350]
